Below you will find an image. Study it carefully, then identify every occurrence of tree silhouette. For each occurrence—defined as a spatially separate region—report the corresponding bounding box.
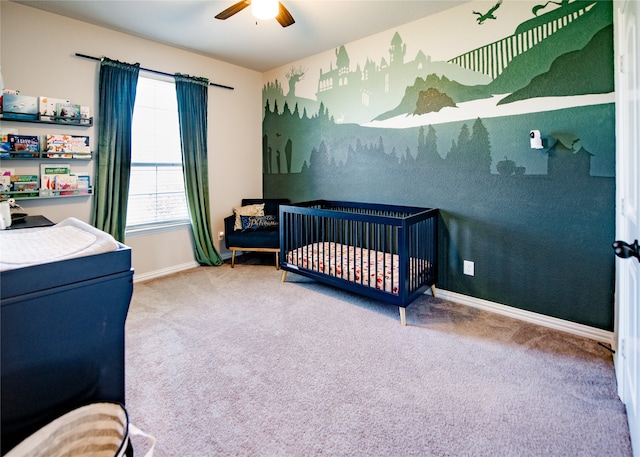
[447,123,471,167]
[262,134,270,174]
[285,65,306,98]
[285,139,293,174]
[470,117,492,173]
[416,125,441,164]
[445,120,491,173]
[309,141,330,172]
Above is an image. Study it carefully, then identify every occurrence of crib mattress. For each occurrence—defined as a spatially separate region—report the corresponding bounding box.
[287,242,426,294]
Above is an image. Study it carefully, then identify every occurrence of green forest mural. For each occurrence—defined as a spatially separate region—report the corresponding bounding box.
[262,0,615,330]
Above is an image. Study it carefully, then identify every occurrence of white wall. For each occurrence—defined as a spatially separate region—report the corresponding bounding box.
[1,2,264,278]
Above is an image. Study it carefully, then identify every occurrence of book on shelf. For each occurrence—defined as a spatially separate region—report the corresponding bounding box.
[39,96,71,121]
[11,174,39,184]
[40,175,55,195]
[40,163,71,196]
[72,153,91,159]
[55,102,81,120]
[10,175,39,197]
[2,94,38,120]
[56,174,79,195]
[80,106,91,124]
[77,175,90,192]
[1,128,18,154]
[54,174,77,189]
[8,134,39,155]
[0,176,10,192]
[69,135,89,152]
[45,134,90,154]
[0,167,13,198]
[1,89,19,116]
[40,163,71,176]
[41,174,79,196]
[45,153,73,159]
[9,152,39,158]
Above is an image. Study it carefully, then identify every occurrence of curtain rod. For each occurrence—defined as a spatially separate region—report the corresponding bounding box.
[75,53,234,91]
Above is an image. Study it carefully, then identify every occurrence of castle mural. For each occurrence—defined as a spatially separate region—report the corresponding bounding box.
[261,0,615,330]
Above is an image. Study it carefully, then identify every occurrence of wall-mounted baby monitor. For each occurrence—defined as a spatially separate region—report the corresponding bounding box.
[529,129,543,149]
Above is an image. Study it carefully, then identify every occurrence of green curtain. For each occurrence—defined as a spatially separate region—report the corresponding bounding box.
[174,73,223,266]
[92,58,140,242]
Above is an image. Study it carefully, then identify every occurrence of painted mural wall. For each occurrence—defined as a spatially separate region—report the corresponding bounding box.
[262,0,615,330]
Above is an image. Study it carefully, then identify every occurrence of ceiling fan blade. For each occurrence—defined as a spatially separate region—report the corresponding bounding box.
[275,2,295,27]
[215,0,251,20]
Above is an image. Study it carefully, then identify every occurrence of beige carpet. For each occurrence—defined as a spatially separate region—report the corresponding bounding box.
[125,258,632,456]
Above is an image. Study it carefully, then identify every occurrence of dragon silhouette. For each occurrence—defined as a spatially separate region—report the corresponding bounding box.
[532,0,570,16]
[473,0,503,24]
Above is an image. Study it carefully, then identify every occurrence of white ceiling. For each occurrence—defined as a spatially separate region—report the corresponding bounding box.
[12,0,469,72]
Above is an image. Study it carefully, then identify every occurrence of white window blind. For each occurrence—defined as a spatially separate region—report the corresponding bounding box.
[126,76,189,229]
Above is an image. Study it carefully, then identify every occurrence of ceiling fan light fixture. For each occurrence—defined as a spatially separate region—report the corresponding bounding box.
[252,0,279,20]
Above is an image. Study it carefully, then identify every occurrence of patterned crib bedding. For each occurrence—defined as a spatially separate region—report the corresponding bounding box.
[286,242,413,294]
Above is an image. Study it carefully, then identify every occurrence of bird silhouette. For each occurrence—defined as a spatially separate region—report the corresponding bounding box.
[473,0,503,24]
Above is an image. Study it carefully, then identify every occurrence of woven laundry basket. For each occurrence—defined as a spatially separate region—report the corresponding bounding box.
[5,402,154,457]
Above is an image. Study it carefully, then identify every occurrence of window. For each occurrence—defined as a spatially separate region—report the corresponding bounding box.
[126,75,189,231]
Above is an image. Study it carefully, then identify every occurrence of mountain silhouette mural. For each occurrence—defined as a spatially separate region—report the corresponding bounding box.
[499,24,614,104]
[378,1,612,120]
[374,74,489,121]
[261,0,616,331]
[414,88,457,115]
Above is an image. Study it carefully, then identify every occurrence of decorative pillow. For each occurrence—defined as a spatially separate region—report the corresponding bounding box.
[233,203,265,230]
[240,215,278,232]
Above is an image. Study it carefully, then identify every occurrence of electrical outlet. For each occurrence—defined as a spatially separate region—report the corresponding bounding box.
[218,231,224,240]
[463,260,474,276]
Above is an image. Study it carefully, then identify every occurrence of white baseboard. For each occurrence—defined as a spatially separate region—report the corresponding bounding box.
[133,261,200,284]
[133,252,233,284]
[132,265,612,345]
[435,289,614,345]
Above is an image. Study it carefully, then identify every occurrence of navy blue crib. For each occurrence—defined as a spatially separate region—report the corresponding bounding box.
[279,200,438,325]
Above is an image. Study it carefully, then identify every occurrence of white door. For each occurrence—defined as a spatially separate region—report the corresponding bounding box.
[615,0,640,453]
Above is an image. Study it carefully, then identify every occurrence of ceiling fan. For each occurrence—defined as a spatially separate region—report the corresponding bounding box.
[215,0,295,27]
